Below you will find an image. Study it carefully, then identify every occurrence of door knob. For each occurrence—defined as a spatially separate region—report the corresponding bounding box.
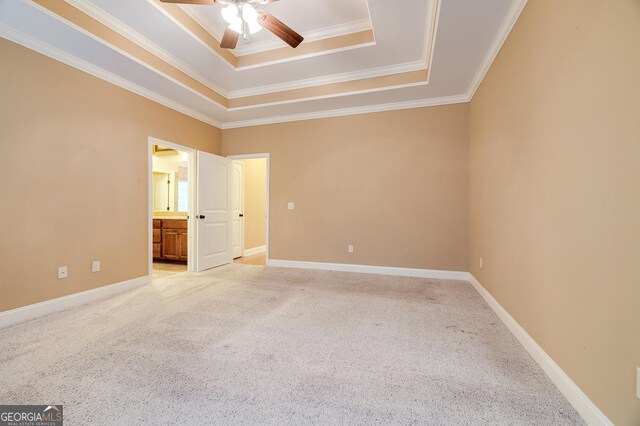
[198,215,206,219]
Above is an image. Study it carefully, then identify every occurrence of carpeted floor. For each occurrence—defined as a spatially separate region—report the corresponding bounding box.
[0,264,583,425]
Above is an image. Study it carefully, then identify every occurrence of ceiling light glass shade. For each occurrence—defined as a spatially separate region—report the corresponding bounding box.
[228,18,243,34]
[242,4,262,34]
[221,4,239,24]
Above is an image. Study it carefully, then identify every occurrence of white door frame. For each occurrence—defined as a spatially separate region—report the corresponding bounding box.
[147,136,197,275]
[227,153,270,262]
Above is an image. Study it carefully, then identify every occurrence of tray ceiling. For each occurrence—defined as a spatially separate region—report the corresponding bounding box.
[0,0,527,128]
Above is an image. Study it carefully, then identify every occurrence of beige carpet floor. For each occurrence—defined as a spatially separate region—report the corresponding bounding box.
[0,264,583,425]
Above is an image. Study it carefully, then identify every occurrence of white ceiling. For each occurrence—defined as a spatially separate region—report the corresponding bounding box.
[0,0,527,128]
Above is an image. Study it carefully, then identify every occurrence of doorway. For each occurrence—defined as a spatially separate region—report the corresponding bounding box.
[148,137,196,279]
[229,154,269,266]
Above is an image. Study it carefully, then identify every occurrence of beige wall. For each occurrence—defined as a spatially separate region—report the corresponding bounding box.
[239,158,267,251]
[469,1,640,424]
[223,105,469,271]
[0,39,221,312]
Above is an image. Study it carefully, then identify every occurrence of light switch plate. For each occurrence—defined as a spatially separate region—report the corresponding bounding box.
[287,202,295,210]
[636,367,640,400]
[58,266,67,279]
[348,244,354,253]
[92,261,101,272]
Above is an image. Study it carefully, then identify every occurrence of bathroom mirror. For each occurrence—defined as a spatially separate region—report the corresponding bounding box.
[152,171,173,212]
[152,145,189,215]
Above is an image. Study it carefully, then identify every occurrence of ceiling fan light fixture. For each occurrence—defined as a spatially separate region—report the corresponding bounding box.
[242,4,262,34]
[221,4,239,24]
[228,19,243,34]
[160,0,302,49]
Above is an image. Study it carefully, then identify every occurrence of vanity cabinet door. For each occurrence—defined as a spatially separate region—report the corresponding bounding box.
[162,228,180,260]
[178,230,188,261]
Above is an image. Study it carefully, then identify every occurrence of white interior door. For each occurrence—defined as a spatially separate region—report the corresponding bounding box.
[231,161,244,258]
[196,151,233,271]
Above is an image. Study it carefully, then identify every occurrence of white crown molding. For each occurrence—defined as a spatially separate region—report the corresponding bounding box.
[243,245,266,257]
[466,0,528,99]
[229,79,430,111]
[221,94,469,129]
[0,23,223,128]
[235,40,377,71]
[267,259,470,281]
[65,0,229,97]
[468,275,613,426]
[227,60,426,99]
[424,0,441,76]
[0,275,150,329]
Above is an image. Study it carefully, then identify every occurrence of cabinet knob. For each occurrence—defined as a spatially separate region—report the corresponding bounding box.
[198,215,206,219]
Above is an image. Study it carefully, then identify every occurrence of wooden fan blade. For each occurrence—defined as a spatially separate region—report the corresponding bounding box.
[220,27,240,49]
[259,11,304,48]
[159,0,215,4]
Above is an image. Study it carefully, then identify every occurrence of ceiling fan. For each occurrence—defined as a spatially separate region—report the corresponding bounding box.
[160,0,304,50]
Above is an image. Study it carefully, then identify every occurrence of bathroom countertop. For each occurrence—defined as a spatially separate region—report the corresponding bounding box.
[153,216,188,220]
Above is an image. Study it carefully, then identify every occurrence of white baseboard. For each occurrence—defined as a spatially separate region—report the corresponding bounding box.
[267,259,469,281]
[468,274,613,426]
[243,245,266,257]
[0,275,151,329]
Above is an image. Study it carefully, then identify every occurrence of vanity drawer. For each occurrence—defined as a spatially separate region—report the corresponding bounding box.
[162,219,187,229]
[153,219,161,229]
[153,229,161,243]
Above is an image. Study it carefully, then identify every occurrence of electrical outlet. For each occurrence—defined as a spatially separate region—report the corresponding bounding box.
[287,202,295,210]
[92,261,101,273]
[479,257,483,269]
[348,244,354,253]
[58,266,68,279]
